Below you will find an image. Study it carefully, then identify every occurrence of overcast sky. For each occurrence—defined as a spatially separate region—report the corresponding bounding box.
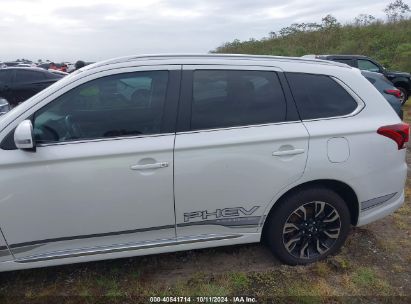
[0,0,393,62]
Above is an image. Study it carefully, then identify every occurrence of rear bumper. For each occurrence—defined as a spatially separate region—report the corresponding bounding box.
[357,190,405,226]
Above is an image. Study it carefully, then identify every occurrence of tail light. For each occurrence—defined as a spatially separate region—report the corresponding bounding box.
[377,123,409,149]
[384,89,402,99]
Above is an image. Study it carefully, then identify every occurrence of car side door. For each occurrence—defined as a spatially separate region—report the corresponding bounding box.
[11,69,52,104]
[0,66,181,261]
[174,65,309,238]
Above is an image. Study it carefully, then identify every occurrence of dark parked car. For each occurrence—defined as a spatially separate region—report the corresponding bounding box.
[0,67,64,107]
[362,70,403,119]
[304,55,411,104]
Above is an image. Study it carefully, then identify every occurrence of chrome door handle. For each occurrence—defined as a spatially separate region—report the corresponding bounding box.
[130,162,169,170]
[272,149,305,156]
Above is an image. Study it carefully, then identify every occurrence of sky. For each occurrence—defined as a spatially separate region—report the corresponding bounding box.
[0,0,393,62]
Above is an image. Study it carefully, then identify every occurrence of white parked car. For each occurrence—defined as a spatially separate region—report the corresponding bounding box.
[0,54,407,271]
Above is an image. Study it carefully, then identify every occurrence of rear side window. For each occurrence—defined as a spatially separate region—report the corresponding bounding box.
[191,70,287,130]
[358,59,380,73]
[286,73,358,120]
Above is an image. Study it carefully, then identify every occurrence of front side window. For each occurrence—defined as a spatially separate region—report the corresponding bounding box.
[33,71,168,144]
[286,73,358,120]
[191,70,287,130]
[357,60,380,73]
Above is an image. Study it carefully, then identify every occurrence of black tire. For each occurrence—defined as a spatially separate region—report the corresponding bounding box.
[398,87,408,105]
[265,187,350,265]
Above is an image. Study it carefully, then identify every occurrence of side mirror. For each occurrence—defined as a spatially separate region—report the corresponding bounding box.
[14,120,35,150]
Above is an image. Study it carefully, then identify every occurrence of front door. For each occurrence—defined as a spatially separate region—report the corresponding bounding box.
[0,67,181,259]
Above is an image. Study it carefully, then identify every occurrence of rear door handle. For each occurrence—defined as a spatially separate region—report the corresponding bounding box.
[272,149,305,157]
[130,162,169,170]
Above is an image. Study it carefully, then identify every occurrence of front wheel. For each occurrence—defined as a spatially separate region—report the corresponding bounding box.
[265,188,351,265]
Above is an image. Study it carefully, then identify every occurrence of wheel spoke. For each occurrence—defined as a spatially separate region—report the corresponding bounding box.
[323,228,340,239]
[296,206,307,220]
[323,209,339,223]
[285,236,301,252]
[316,238,329,255]
[315,201,325,218]
[299,240,310,259]
[283,223,300,234]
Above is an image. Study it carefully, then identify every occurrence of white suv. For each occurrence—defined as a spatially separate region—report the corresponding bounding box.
[0,54,407,271]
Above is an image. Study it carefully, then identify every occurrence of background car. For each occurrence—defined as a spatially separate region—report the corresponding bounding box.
[361,70,403,119]
[304,55,411,104]
[0,67,65,107]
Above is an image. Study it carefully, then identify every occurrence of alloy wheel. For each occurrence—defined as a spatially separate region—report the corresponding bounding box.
[282,201,341,260]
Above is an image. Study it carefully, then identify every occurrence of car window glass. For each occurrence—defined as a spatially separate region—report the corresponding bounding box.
[15,70,45,82]
[0,70,11,83]
[191,70,287,130]
[33,71,168,144]
[286,73,358,120]
[358,60,380,72]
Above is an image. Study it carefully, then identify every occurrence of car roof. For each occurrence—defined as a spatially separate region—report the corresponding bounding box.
[2,67,47,72]
[83,53,352,71]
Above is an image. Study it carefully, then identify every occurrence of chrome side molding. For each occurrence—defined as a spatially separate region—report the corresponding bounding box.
[15,234,242,263]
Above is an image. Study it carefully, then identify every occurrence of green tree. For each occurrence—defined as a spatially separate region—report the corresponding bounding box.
[384,0,410,22]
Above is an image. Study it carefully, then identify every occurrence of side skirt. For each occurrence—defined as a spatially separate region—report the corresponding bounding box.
[15,234,242,264]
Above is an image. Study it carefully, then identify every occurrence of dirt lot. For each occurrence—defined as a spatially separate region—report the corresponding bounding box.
[0,101,410,304]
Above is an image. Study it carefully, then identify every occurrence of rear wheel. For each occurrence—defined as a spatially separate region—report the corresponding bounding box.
[398,87,408,105]
[265,187,351,265]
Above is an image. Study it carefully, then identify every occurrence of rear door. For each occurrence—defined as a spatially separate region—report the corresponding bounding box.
[174,65,309,237]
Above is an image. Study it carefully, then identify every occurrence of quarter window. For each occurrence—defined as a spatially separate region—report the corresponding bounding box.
[191,70,287,130]
[286,73,358,120]
[33,71,168,144]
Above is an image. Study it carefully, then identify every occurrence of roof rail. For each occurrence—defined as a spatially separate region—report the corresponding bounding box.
[85,53,349,70]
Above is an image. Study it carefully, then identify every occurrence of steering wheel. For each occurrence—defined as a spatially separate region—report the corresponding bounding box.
[64,115,82,140]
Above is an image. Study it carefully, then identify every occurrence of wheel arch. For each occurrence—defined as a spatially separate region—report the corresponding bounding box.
[262,179,359,239]
[392,80,410,91]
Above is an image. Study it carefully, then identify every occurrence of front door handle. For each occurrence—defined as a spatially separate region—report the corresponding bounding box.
[130,162,169,170]
[272,149,305,157]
